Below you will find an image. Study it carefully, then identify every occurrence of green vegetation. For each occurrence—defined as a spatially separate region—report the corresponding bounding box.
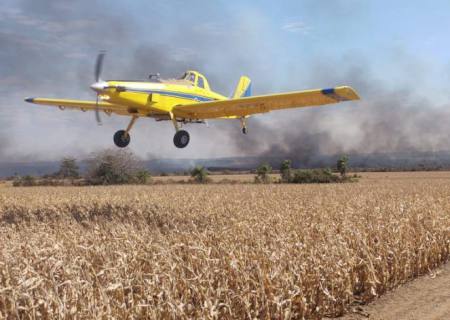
[134,170,152,184]
[337,155,349,177]
[190,166,210,183]
[12,175,37,187]
[290,168,340,183]
[57,157,80,179]
[86,149,151,185]
[254,163,272,183]
[280,159,292,183]
[277,156,359,184]
[10,153,360,187]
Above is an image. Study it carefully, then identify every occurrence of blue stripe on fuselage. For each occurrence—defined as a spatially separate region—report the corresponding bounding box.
[123,88,216,102]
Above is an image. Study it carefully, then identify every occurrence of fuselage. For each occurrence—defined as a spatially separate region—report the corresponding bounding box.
[94,71,227,120]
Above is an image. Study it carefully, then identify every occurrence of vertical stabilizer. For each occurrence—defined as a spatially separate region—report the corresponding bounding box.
[232,76,252,99]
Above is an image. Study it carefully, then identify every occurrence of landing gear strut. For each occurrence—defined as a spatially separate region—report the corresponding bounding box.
[170,112,190,148]
[113,116,138,148]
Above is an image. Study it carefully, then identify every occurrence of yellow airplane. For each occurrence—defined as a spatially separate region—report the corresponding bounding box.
[25,52,360,148]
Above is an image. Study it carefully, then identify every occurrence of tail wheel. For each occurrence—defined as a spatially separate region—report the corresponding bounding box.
[113,130,130,148]
[173,130,190,148]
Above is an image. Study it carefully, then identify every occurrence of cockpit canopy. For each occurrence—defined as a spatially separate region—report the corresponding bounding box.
[178,71,210,90]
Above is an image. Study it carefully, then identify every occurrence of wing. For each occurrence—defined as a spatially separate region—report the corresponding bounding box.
[173,86,360,119]
[25,97,131,116]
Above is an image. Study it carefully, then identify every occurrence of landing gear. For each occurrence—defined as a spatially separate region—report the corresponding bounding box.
[173,130,190,148]
[240,117,248,134]
[114,130,130,148]
[170,111,190,148]
[113,115,138,148]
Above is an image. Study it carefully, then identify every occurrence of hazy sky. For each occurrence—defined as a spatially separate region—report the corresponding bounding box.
[1,0,450,161]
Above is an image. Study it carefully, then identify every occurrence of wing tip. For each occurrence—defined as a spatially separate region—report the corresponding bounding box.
[321,86,360,102]
[24,97,35,103]
[336,86,360,100]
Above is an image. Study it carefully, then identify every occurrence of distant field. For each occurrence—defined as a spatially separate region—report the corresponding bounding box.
[0,172,449,318]
[153,171,450,183]
[0,180,12,187]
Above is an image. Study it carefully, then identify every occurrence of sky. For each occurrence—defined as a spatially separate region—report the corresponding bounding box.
[1,0,450,162]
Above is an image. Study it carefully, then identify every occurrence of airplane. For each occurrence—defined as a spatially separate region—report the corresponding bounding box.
[25,52,360,149]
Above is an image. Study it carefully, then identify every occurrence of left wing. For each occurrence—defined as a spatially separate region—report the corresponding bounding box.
[173,86,359,119]
[25,97,131,116]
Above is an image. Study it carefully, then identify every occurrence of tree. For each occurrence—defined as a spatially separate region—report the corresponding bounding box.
[280,160,292,183]
[190,166,209,183]
[337,155,349,177]
[57,157,79,179]
[86,149,144,185]
[255,163,272,183]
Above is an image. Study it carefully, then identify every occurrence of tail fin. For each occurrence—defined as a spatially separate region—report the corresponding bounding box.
[232,76,252,99]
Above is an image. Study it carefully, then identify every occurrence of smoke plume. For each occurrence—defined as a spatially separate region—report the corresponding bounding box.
[0,0,449,166]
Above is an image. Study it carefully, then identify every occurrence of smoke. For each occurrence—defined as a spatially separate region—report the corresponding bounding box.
[218,54,450,166]
[0,1,449,165]
[0,0,139,161]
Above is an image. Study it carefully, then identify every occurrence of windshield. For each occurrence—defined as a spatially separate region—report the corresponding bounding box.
[178,72,196,83]
[198,76,205,89]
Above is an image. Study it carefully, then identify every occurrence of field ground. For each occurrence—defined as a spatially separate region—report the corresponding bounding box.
[0,171,449,318]
[338,262,450,320]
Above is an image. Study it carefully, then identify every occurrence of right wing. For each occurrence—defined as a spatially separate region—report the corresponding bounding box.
[25,97,132,116]
[173,86,360,119]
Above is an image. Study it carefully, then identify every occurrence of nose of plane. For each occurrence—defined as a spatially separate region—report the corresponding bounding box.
[90,81,108,92]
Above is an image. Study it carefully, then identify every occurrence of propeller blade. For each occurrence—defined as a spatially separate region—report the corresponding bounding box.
[94,51,106,125]
[95,51,106,82]
[95,94,102,125]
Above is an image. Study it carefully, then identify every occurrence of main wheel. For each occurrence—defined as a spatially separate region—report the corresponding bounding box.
[113,130,130,148]
[242,127,248,135]
[173,130,190,148]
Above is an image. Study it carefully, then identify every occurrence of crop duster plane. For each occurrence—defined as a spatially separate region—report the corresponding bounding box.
[25,52,360,148]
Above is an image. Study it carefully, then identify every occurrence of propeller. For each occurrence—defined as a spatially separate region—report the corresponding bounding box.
[95,51,105,83]
[95,94,101,125]
[93,51,106,125]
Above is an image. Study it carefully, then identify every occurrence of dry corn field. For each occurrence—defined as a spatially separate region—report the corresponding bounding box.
[0,172,449,319]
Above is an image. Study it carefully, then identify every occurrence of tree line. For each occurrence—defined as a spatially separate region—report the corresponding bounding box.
[12,150,357,186]
[12,149,151,187]
[253,155,357,184]
[188,155,358,184]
